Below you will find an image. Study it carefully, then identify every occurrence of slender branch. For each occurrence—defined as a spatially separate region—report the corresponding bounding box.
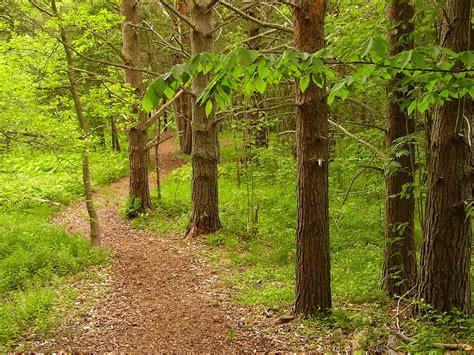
[160,0,196,30]
[328,118,388,159]
[220,0,293,33]
[145,89,184,128]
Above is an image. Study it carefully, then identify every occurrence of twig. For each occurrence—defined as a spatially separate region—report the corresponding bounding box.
[329,119,387,159]
[391,330,473,351]
[220,0,293,33]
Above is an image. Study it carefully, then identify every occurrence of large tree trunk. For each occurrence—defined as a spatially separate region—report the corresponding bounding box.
[293,0,331,316]
[51,0,100,246]
[381,0,417,297]
[418,0,472,315]
[121,0,152,213]
[187,0,221,237]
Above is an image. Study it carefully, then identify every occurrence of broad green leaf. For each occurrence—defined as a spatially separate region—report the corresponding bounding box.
[460,51,474,67]
[299,75,310,92]
[358,37,374,59]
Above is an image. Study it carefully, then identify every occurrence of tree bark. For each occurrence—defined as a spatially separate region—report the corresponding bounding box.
[121,0,152,213]
[382,0,417,297]
[51,0,100,246]
[293,0,331,316]
[418,0,472,315]
[111,116,121,152]
[187,0,221,237]
[173,1,193,154]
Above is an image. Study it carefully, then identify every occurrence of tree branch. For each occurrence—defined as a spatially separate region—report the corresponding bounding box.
[219,0,293,33]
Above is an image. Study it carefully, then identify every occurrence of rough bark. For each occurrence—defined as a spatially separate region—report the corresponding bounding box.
[121,0,152,212]
[293,0,331,316]
[51,0,100,246]
[187,0,221,237]
[418,0,472,315]
[382,0,417,297]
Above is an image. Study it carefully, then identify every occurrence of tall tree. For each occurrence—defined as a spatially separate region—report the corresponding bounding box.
[293,0,331,315]
[121,0,152,214]
[51,0,100,246]
[186,0,221,236]
[418,0,472,315]
[381,0,417,296]
[172,1,193,155]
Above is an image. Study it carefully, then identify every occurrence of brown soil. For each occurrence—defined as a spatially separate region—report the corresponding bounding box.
[21,133,358,352]
[23,133,274,352]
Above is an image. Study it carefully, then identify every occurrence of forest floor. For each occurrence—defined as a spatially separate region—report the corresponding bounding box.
[22,133,322,352]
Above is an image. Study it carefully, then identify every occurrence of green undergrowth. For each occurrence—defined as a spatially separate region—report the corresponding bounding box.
[0,147,127,350]
[136,136,387,307]
[134,135,473,350]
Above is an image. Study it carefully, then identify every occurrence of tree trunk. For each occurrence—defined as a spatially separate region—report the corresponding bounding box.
[121,0,152,213]
[418,0,472,315]
[381,0,417,297]
[51,0,100,246]
[187,0,221,237]
[173,1,193,154]
[245,0,268,149]
[294,0,331,316]
[111,116,121,152]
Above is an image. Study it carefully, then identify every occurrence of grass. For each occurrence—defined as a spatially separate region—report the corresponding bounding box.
[0,146,128,350]
[134,133,473,351]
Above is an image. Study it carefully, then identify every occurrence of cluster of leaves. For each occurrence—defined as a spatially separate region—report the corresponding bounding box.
[143,39,473,116]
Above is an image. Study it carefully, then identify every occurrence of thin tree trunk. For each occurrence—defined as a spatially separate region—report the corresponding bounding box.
[245,0,268,149]
[51,0,100,246]
[121,0,152,213]
[155,119,162,202]
[418,0,472,315]
[111,116,121,152]
[173,1,193,154]
[187,0,221,237]
[294,0,331,316]
[381,0,417,297]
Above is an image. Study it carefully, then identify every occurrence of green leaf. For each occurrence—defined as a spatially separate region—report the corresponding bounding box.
[205,100,213,117]
[393,50,412,69]
[460,51,474,67]
[358,37,374,59]
[312,72,324,88]
[299,75,310,92]
[373,36,389,57]
[255,79,267,94]
[238,48,259,67]
[407,100,417,115]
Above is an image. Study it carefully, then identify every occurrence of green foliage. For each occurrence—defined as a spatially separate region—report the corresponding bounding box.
[143,46,473,116]
[0,147,125,348]
[0,209,107,350]
[121,196,142,219]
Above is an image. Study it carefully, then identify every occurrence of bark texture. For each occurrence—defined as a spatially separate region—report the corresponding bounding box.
[294,0,331,316]
[418,0,472,315]
[382,0,417,296]
[51,0,100,246]
[187,0,221,237]
[121,0,152,212]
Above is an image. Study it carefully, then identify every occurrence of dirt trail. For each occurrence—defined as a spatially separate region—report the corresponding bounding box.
[28,133,282,352]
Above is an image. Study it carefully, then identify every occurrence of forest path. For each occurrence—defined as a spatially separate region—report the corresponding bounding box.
[31,133,277,352]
